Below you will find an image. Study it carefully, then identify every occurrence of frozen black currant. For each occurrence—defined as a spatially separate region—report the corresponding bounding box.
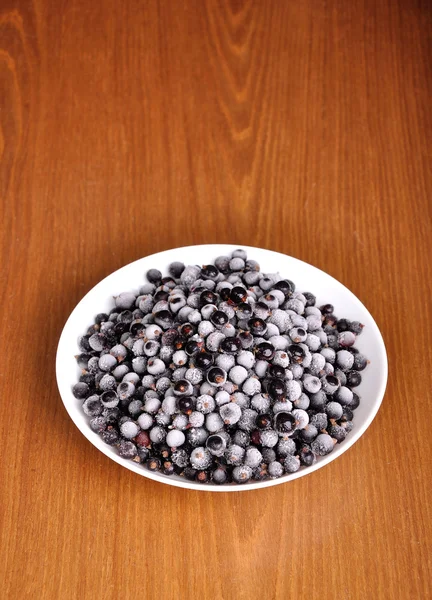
[248,318,267,335]
[230,286,248,304]
[195,351,214,369]
[255,342,275,361]
[219,337,241,354]
[274,411,297,434]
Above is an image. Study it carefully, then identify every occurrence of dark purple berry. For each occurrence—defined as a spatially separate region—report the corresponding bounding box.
[248,318,267,335]
[199,291,218,306]
[353,354,368,371]
[288,344,305,364]
[183,467,197,480]
[72,382,89,399]
[195,352,214,369]
[180,323,196,338]
[154,310,173,328]
[350,392,360,410]
[346,371,362,387]
[255,342,275,361]
[201,265,219,280]
[130,322,145,336]
[118,440,137,459]
[185,340,202,356]
[211,310,229,327]
[256,414,272,429]
[168,262,185,278]
[336,318,351,332]
[163,460,175,475]
[95,313,109,325]
[274,411,296,434]
[230,286,248,304]
[196,470,210,483]
[273,279,294,295]
[349,321,364,335]
[303,292,316,307]
[118,310,133,324]
[207,367,227,385]
[178,397,194,414]
[146,269,162,283]
[146,457,162,471]
[320,304,334,315]
[268,364,285,379]
[162,328,178,346]
[268,379,286,399]
[154,290,170,302]
[101,427,120,446]
[299,445,316,466]
[220,337,241,354]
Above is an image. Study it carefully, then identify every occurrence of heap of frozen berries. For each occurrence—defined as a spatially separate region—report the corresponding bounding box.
[73,249,368,485]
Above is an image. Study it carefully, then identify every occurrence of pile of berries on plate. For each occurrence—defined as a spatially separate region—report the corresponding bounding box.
[73,249,368,485]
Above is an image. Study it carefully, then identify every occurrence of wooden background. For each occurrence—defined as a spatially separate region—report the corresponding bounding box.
[1,1,431,598]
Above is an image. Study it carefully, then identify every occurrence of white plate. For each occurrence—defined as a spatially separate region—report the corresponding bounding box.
[56,245,388,491]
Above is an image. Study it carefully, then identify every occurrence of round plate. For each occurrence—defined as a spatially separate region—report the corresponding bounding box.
[56,245,388,491]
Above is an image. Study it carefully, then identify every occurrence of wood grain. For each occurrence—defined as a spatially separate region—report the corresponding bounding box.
[1,0,431,598]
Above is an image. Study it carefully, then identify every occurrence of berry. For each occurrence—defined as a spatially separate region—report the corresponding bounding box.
[299,446,316,466]
[201,264,219,279]
[301,425,319,443]
[328,423,347,443]
[210,310,229,327]
[147,457,162,471]
[267,379,286,400]
[173,379,193,396]
[248,318,267,335]
[325,401,343,420]
[149,426,166,443]
[259,429,279,447]
[268,364,285,379]
[338,331,356,347]
[207,367,227,386]
[273,279,294,295]
[82,395,102,417]
[255,342,275,361]
[320,304,334,315]
[335,386,354,406]
[166,429,186,448]
[346,371,362,387]
[72,382,89,399]
[284,455,300,473]
[212,467,228,484]
[310,412,328,431]
[288,344,305,364]
[219,337,241,354]
[178,397,195,414]
[219,402,242,425]
[336,350,354,371]
[195,351,214,369]
[232,465,252,483]
[190,447,212,469]
[274,412,297,435]
[336,318,351,332]
[206,434,227,456]
[230,286,248,304]
[256,413,272,429]
[146,269,162,283]
[349,321,364,335]
[168,261,185,278]
[353,353,368,371]
[311,433,336,456]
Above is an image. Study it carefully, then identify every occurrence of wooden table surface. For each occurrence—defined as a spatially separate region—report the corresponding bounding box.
[1,1,431,598]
